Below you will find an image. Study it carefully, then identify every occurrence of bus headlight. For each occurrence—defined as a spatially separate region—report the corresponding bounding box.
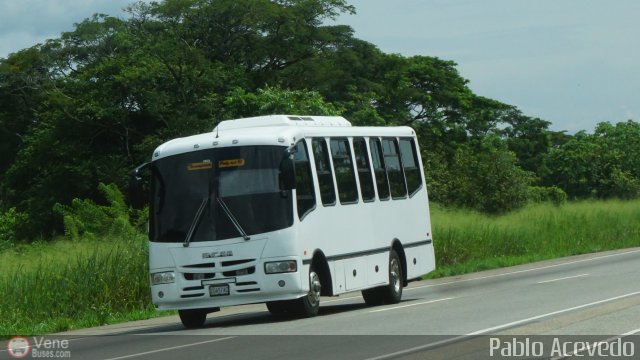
[151,271,175,285]
[264,260,297,274]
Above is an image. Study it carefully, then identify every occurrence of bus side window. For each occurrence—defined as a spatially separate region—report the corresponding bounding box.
[312,138,337,206]
[353,137,375,202]
[330,138,358,204]
[294,140,316,220]
[369,138,390,201]
[382,138,408,199]
[399,138,423,196]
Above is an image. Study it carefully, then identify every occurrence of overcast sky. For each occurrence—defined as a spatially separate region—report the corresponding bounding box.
[1,0,639,133]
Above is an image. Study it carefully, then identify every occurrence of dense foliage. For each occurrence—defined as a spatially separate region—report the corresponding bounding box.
[0,185,151,334]
[1,0,639,240]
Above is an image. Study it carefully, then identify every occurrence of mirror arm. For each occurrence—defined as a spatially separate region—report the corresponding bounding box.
[129,162,151,209]
[131,162,151,180]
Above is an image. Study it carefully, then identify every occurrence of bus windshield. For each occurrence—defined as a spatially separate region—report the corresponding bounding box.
[150,145,293,243]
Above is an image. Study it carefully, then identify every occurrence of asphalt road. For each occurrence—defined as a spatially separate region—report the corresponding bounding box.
[2,248,640,359]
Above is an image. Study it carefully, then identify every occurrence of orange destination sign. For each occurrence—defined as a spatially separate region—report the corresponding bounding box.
[187,160,212,171]
[218,159,245,168]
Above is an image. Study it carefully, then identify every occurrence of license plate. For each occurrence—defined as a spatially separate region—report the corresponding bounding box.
[209,284,230,297]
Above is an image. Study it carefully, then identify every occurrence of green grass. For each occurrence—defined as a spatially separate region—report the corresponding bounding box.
[427,199,640,278]
[2,199,639,335]
[0,236,172,336]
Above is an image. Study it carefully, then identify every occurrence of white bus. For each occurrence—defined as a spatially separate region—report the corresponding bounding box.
[130,115,435,328]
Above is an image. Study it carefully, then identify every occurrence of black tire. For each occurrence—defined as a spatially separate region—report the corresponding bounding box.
[266,301,290,317]
[380,249,403,304]
[361,287,383,306]
[178,309,207,329]
[295,266,321,317]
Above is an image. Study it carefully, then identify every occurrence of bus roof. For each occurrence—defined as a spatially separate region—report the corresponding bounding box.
[152,115,416,160]
[215,115,352,130]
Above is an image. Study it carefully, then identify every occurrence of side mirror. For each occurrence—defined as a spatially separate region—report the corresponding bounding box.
[279,155,296,191]
[128,162,150,209]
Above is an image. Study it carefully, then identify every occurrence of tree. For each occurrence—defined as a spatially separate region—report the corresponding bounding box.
[426,136,534,213]
[501,111,552,177]
[543,121,640,199]
[222,86,340,119]
[0,0,358,238]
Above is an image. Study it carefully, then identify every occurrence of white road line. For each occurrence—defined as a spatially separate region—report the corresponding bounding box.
[537,273,589,284]
[407,248,640,291]
[369,297,455,313]
[366,292,640,360]
[467,290,640,335]
[101,336,236,360]
[621,327,640,336]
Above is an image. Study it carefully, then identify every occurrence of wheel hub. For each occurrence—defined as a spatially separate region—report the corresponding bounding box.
[390,258,400,293]
[309,271,321,305]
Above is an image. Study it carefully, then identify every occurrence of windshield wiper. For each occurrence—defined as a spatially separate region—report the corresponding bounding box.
[217,197,250,240]
[183,198,208,247]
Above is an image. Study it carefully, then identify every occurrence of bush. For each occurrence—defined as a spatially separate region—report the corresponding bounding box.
[426,137,534,214]
[53,183,147,241]
[528,186,567,206]
[0,207,28,245]
[608,168,640,200]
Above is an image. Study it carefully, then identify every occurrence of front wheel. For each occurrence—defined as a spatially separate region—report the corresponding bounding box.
[266,301,290,317]
[178,309,207,328]
[295,267,321,317]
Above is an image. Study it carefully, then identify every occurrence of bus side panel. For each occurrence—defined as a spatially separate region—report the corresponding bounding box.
[366,252,390,286]
[404,243,436,280]
[331,260,346,294]
[344,256,368,291]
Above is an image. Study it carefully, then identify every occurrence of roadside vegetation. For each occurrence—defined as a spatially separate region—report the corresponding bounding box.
[429,200,640,278]
[0,237,163,335]
[0,185,168,336]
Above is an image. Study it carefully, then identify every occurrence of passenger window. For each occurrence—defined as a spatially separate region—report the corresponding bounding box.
[294,141,316,219]
[353,138,375,202]
[382,138,407,199]
[399,138,423,196]
[312,138,337,206]
[369,138,390,201]
[330,138,358,204]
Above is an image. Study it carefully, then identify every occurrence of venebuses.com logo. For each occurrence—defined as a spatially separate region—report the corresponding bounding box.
[6,336,71,359]
[6,337,30,358]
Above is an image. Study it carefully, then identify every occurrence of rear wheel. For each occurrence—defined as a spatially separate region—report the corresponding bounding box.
[361,249,403,306]
[361,287,383,306]
[178,309,207,328]
[381,249,403,304]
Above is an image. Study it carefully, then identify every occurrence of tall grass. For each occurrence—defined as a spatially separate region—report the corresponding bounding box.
[429,200,640,277]
[0,183,160,336]
[0,235,157,335]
